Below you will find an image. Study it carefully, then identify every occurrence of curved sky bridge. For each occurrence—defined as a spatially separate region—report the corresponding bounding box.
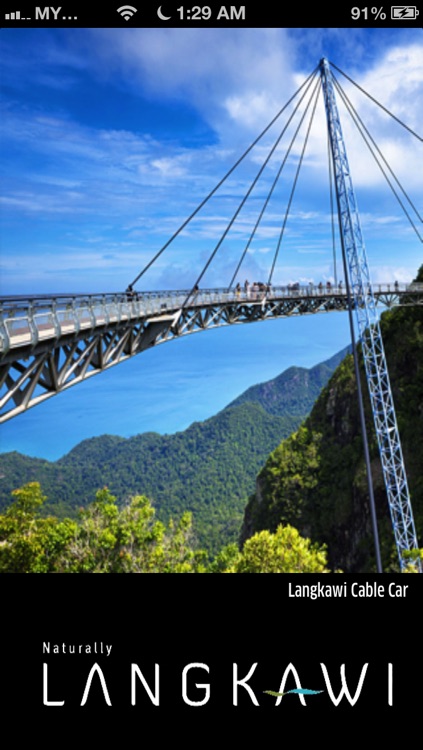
[2,58,421,429]
[1,282,422,423]
[1,53,422,568]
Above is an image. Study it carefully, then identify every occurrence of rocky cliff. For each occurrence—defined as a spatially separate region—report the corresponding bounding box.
[240,267,423,572]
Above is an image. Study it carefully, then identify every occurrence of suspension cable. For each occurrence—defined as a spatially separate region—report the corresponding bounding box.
[227,71,320,288]
[332,74,423,242]
[129,65,320,289]
[328,128,338,286]
[268,79,322,286]
[181,73,322,305]
[329,60,422,142]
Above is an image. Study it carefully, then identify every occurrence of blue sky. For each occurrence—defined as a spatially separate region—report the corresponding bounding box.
[1,27,422,459]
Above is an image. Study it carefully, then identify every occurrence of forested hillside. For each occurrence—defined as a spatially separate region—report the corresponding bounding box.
[0,348,347,556]
[241,267,423,572]
[227,346,349,416]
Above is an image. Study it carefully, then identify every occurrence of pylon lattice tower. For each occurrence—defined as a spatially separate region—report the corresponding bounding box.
[320,57,420,571]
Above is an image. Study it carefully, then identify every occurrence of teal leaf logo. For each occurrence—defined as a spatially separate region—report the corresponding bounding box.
[264,688,323,698]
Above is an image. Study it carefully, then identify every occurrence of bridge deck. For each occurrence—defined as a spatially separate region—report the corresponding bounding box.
[1,282,422,422]
[1,283,421,356]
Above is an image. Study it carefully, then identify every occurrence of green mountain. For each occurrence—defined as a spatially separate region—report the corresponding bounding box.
[227,346,349,417]
[0,347,347,556]
[240,268,423,572]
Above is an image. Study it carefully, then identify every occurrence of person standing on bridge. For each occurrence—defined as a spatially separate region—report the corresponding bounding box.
[126,285,136,301]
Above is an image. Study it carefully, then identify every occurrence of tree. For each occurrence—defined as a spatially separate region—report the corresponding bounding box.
[0,483,76,573]
[207,543,241,573]
[61,487,207,573]
[401,548,423,573]
[225,525,330,573]
[0,483,207,573]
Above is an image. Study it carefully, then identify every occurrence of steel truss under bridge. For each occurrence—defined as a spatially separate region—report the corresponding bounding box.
[1,283,422,424]
[320,57,421,571]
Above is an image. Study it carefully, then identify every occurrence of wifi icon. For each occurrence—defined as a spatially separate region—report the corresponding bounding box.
[117,5,138,21]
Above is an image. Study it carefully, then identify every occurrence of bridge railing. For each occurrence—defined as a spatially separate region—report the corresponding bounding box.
[1,283,422,354]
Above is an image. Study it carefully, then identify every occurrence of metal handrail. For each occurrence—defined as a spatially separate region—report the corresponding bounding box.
[1,283,421,354]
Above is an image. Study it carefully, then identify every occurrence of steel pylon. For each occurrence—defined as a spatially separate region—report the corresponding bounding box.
[319,58,420,571]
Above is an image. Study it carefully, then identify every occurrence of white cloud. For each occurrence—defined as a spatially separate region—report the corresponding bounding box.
[2,29,421,296]
[149,156,189,178]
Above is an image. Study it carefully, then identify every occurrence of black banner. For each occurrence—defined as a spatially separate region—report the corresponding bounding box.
[3,573,422,737]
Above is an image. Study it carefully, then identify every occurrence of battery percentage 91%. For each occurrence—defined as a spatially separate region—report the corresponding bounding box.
[351,6,386,18]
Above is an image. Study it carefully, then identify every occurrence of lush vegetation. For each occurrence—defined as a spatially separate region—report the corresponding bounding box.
[0,482,331,573]
[241,267,423,572]
[0,482,206,573]
[226,345,349,416]
[0,350,344,556]
[211,525,330,573]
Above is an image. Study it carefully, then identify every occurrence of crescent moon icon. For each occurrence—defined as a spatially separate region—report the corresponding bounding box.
[157,6,172,20]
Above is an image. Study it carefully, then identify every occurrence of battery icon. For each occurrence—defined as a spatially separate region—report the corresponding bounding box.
[391,6,419,18]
